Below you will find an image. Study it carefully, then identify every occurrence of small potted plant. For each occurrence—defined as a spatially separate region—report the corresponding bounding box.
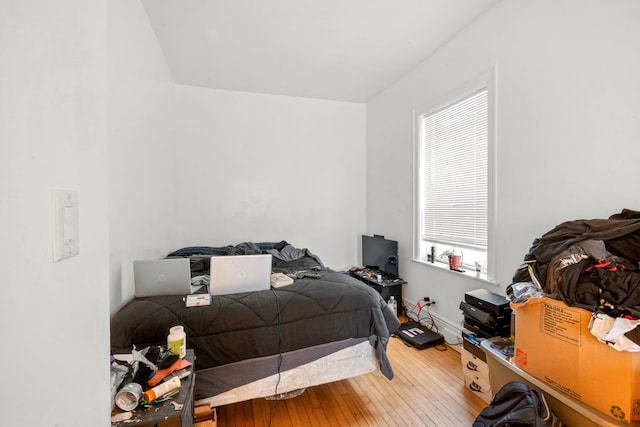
[441,249,463,270]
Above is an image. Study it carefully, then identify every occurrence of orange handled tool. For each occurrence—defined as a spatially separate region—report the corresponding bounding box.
[147,358,183,387]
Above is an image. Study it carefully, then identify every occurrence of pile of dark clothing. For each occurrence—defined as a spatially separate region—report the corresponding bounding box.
[512,209,640,318]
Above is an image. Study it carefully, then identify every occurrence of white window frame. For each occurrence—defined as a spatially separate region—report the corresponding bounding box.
[412,68,497,281]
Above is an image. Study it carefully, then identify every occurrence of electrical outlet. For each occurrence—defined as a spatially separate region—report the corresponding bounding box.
[423,297,430,303]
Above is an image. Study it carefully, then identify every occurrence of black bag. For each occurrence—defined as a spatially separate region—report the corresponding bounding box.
[473,381,564,427]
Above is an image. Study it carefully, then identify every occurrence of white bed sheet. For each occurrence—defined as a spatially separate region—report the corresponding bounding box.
[195,339,379,408]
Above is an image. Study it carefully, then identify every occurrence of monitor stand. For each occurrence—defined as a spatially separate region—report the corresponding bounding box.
[396,321,444,349]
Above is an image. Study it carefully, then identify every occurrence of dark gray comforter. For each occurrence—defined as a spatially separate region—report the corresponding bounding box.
[110,262,400,380]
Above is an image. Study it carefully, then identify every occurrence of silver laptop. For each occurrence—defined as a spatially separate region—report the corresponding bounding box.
[209,254,272,296]
[133,258,193,297]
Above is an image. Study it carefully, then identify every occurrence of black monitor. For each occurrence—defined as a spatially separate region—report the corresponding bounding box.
[362,234,399,277]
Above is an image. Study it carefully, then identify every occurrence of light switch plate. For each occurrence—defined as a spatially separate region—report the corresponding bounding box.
[53,189,79,262]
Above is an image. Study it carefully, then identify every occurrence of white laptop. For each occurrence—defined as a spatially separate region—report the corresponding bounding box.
[133,258,193,297]
[209,254,272,296]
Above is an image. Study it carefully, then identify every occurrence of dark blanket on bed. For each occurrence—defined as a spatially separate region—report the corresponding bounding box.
[110,264,400,379]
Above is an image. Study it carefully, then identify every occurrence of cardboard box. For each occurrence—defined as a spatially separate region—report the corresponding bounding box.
[462,334,487,362]
[462,348,490,376]
[461,348,492,403]
[513,297,640,424]
[195,404,217,426]
[462,370,492,403]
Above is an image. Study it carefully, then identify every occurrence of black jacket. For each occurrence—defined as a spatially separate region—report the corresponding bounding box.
[513,209,640,316]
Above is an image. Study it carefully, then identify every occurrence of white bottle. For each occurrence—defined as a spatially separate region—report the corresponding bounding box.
[143,376,181,403]
[388,296,398,316]
[167,325,186,358]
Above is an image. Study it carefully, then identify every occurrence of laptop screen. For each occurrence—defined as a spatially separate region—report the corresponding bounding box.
[209,254,272,296]
[134,258,192,297]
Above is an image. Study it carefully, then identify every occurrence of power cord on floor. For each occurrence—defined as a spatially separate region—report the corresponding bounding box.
[405,300,438,331]
[403,300,451,351]
[266,288,283,427]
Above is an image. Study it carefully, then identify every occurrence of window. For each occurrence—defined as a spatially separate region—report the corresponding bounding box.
[414,72,495,277]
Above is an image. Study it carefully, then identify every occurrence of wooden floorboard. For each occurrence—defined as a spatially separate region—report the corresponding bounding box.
[211,335,487,426]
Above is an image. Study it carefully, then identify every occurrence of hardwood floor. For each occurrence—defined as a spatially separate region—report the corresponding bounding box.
[210,336,487,426]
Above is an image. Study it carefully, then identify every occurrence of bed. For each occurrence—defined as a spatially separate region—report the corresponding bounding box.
[110,241,401,407]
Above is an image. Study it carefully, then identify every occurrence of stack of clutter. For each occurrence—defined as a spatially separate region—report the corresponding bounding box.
[459,289,512,403]
[111,325,191,415]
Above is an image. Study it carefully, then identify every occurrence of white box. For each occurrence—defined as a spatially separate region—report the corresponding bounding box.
[462,348,492,403]
[462,348,490,376]
[185,294,211,307]
[463,370,492,403]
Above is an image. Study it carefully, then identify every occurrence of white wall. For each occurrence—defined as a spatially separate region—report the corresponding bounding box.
[174,86,366,269]
[367,0,640,340]
[0,1,111,425]
[108,0,178,313]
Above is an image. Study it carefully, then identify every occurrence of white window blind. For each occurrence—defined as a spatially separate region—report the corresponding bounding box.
[421,88,488,251]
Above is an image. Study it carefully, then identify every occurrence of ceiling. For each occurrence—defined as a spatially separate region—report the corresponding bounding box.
[141,0,500,103]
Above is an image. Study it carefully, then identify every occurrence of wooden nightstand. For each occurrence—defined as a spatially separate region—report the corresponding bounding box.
[349,268,405,310]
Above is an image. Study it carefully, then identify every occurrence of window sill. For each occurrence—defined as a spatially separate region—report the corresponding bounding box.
[410,258,499,286]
